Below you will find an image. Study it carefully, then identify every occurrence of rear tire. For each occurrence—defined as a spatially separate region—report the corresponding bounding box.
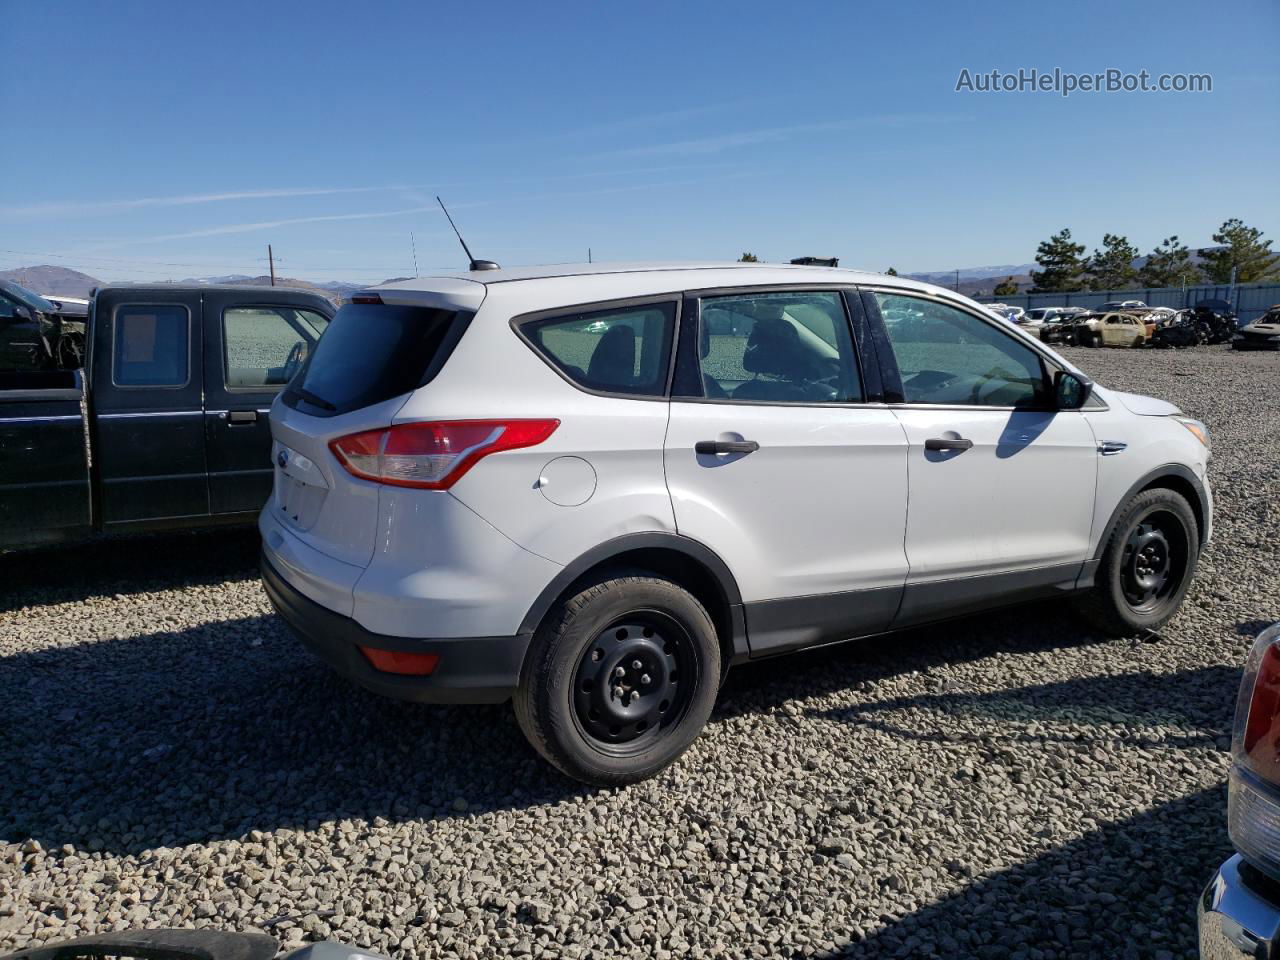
[514,575,720,786]
[1073,488,1199,636]
[1088,331,1103,348]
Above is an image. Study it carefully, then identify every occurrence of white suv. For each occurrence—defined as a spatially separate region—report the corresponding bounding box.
[260,262,1212,785]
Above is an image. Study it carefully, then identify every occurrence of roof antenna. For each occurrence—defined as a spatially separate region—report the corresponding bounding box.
[436,196,500,271]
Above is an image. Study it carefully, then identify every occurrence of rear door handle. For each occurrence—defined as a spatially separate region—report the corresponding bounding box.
[695,439,759,455]
[227,410,259,424]
[924,437,973,452]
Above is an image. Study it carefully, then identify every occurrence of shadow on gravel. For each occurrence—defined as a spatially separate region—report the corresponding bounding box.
[0,528,261,615]
[1236,618,1278,639]
[0,613,582,856]
[809,664,1239,751]
[791,785,1229,960]
[715,600,1110,720]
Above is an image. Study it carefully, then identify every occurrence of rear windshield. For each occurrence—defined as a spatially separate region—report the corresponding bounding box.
[283,303,462,415]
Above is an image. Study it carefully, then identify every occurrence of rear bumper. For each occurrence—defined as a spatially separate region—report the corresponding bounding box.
[261,552,529,704]
[1199,855,1280,958]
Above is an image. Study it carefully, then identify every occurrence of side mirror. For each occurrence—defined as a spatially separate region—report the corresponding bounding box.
[12,305,32,322]
[1054,370,1093,410]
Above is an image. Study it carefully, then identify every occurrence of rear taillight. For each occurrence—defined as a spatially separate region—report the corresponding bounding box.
[329,419,559,490]
[1230,624,1280,877]
[1235,625,1280,782]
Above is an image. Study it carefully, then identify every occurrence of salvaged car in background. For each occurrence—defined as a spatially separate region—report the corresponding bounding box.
[1150,309,1203,348]
[1232,304,1280,351]
[1192,299,1240,345]
[0,284,333,549]
[1099,310,1157,347]
[1199,622,1280,956]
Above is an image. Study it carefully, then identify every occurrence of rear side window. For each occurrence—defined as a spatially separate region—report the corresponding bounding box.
[285,303,460,415]
[113,305,189,387]
[521,301,675,396]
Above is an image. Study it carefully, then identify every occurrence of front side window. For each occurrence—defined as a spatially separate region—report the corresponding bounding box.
[223,306,330,389]
[523,301,675,396]
[113,304,189,387]
[696,291,861,403]
[875,293,1047,407]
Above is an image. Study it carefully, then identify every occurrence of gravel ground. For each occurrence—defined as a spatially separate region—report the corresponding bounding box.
[2,344,1278,960]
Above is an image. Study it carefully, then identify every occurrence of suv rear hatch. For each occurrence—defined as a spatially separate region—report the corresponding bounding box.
[269,285,481,570]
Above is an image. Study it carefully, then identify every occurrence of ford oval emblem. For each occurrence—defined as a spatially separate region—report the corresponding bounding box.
[277,449,289,469]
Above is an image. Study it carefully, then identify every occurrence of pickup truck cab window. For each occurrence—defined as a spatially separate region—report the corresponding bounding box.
[874,292,1047,407]
[223,306,330,390]
[112,304,190,387]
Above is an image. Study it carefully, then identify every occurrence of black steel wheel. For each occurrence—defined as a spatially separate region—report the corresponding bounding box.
[1074,487,1199,636]
[571,613,698,756]
[514,575,720,786]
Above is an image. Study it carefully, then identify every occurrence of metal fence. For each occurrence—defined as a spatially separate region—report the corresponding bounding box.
[974,282,1280,323]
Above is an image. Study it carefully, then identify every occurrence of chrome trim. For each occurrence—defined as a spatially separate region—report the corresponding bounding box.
[0,414,82,424]
[98,410,204,419]
[1200,854,1280,958]
[1099,440,1128,455]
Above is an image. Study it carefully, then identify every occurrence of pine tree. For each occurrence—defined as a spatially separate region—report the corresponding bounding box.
[738,252,758,263]
[885,267,898,276]
[1200,219,1279,283]
[993,276,1018,296]
[1085,233,1139,290]
[1138,236,1201,287]
[1030,228,1087,292]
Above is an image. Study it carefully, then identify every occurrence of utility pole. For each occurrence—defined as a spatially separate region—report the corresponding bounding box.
[410,233,420,276]
[954,269,960,292]
[588,247,592,264]
[267,244,276,286]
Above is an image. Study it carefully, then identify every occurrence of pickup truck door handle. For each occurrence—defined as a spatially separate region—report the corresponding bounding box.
[924,436,973,452]
[695,439,759,455]
[226,410,259,424]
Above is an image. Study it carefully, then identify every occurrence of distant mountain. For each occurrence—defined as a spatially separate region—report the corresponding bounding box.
[905,263,1037,285]
[0,264,101,297]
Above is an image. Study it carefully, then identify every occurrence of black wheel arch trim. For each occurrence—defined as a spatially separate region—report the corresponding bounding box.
[517,532,750,663]
[1094,463,1209,558]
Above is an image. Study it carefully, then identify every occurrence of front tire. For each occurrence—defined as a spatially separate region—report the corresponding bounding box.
[514,575,721,786]
[1074,488,1199,636]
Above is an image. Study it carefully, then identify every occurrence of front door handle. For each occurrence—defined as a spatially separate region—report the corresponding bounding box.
[924,436,973,452]
[227,410,259,424]
[695,439,759,455]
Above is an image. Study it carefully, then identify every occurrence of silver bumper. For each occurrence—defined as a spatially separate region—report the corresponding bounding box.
[1200,855,1280,958]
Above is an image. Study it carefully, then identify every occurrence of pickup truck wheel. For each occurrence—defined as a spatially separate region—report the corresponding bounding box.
[1073,488,1199,636]
[514,575,720,787]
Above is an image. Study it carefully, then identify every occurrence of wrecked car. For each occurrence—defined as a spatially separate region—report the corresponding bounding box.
[1232,304,1280,351]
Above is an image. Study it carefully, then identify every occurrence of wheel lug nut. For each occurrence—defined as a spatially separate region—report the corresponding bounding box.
[632,660,642,670]
[613,666,626,679]
[640,674,651,686]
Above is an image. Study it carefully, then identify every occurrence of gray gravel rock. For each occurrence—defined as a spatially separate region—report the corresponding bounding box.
[0,344,1274,960]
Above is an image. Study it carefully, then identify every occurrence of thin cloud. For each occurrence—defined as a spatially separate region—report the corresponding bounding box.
[123,205,458,243]
[0,185,429,220]
[78,173,754,249]
[591,113,969,159]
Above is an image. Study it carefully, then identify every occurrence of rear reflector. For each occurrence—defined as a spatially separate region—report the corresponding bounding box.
[358,646,440,675]
[330,419,559,490]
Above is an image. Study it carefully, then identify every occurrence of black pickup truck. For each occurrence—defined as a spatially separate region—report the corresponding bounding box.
[0,285,334,549]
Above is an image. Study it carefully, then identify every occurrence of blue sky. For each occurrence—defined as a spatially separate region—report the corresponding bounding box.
[2,0,1277,283]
